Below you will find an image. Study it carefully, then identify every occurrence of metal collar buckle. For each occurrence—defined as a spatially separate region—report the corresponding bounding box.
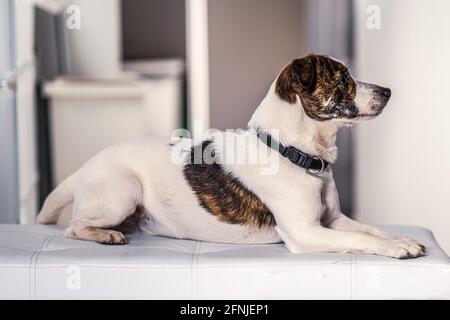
[306,156,325,176]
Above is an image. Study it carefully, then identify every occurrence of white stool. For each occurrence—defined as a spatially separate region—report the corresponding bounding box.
[0,224,448,299]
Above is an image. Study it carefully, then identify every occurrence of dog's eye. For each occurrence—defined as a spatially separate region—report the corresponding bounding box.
[340,76,348,86]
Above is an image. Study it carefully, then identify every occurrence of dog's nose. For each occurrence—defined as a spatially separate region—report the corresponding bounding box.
[382,88,391,98]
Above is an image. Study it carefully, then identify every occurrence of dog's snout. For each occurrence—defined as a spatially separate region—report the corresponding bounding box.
[382,88,391,98]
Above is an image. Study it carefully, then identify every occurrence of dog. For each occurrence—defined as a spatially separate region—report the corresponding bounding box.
[37,54,426,259]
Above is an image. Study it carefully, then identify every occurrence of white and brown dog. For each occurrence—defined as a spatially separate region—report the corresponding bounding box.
[37,54,426,259]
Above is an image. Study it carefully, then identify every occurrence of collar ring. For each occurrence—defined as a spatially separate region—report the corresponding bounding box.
[306,156,325,176]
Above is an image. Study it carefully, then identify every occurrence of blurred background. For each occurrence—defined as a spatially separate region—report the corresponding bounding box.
[0,0,449,253]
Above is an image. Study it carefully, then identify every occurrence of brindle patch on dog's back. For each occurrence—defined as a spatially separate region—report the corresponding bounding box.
[183,140,276,229]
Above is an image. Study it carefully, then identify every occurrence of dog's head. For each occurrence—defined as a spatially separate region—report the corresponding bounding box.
[275,54,391,122]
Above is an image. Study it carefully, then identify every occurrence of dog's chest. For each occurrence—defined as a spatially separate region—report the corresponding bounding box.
[319,175,338,225]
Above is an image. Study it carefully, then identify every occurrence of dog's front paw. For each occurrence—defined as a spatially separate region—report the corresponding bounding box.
[385,235,427,254]
[396,236,426,253]
[378,238,426,259]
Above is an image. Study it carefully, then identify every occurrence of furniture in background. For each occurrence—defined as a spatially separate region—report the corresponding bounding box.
[30,0,187,225]
[44,59,184,224]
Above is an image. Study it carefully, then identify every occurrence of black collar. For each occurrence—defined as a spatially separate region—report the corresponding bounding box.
[257,131,329,175]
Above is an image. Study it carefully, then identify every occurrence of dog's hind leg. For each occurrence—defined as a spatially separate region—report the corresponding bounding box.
[65,174,142,245]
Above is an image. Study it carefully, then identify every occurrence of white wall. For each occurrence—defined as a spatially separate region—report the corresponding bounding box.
[207,0,309,130]
[354,0,450,254]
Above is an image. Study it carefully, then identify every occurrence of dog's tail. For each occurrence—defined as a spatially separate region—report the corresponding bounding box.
[36,173,77,224]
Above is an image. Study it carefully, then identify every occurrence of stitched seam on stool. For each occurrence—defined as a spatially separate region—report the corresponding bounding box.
[29,235,52,300]
[28,235,49,299]
[350,254,353,300]
[34,235,55,299]
[190,242,199,299]
[28,251,38,300]
[196,242,202,299]
[354,255,358,299]
[190,241,202,300]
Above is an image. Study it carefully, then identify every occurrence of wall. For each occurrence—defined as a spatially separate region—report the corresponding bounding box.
[121,0,185,60]
[354,0,450,253]
[207,0,310,130]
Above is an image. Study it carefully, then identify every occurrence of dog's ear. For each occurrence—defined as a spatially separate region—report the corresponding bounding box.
[275,55,316,104]
[291,56,315,90]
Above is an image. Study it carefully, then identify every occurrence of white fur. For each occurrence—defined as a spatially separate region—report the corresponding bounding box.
[37,76,424,259]
[354,81,377,115]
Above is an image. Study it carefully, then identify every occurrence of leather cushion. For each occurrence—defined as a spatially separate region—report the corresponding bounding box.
[0,224,448,299]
